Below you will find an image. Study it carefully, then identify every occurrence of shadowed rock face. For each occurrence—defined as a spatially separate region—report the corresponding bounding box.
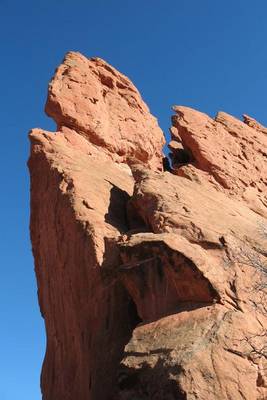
[29,52,267,400]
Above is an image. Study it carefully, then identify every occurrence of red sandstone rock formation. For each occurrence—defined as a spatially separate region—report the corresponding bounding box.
[45,52,165,170]
[29,52,267,400]
[169,106,267,218]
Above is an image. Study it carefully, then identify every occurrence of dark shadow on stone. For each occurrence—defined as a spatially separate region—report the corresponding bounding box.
[115,358,187,400]
[128,298,143,329]
[124,348,172,358]
[99,237,145,400]
[170,149,191,167]
[126,199,151,233]
[104,181,130,233]
[163,156,172,172]
[118,239,220,323]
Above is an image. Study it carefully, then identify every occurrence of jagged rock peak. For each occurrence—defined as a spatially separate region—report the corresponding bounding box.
[44,51,165,170]
[169,105,267,218]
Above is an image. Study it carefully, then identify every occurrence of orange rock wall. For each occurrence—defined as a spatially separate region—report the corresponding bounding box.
[29,52,267,400]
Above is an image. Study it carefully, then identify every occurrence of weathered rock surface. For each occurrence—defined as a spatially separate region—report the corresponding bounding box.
[118,307,266,400]
[170,106,267,218]
[29,129,135,400]
[45,51,165,170]
[29,52,267,400]
[117,168,267,400]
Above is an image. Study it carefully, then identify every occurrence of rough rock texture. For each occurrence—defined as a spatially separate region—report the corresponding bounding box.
[119,307,266,400]
[169,106,267,218]
[45,52,165,170]
[117,169,267,400]
[29,131,135,400]
[29,52,267,400]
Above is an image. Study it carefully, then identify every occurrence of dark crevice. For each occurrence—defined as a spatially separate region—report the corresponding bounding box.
[114,359,187,400]
[104,182,131,233]
[170,148,192,168]
[163,135,193,173]
[163,156,172,172]
[104,180,153,237]
[127,298,143,330]
[126,200,152,234]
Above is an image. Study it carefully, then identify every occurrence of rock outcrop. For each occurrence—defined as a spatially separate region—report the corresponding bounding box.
[45,52,165,170]
[169,106,267,218]
[29,52,267,400]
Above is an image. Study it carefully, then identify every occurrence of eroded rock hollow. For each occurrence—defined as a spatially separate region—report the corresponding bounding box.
[29,52,267,400]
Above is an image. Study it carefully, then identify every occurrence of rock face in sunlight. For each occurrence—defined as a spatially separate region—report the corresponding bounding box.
[28,52,267,400]
[45,52,165,171]
[169,106,267,218]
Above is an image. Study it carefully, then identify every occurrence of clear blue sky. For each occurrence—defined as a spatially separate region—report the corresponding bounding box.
[1,1,267,398]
